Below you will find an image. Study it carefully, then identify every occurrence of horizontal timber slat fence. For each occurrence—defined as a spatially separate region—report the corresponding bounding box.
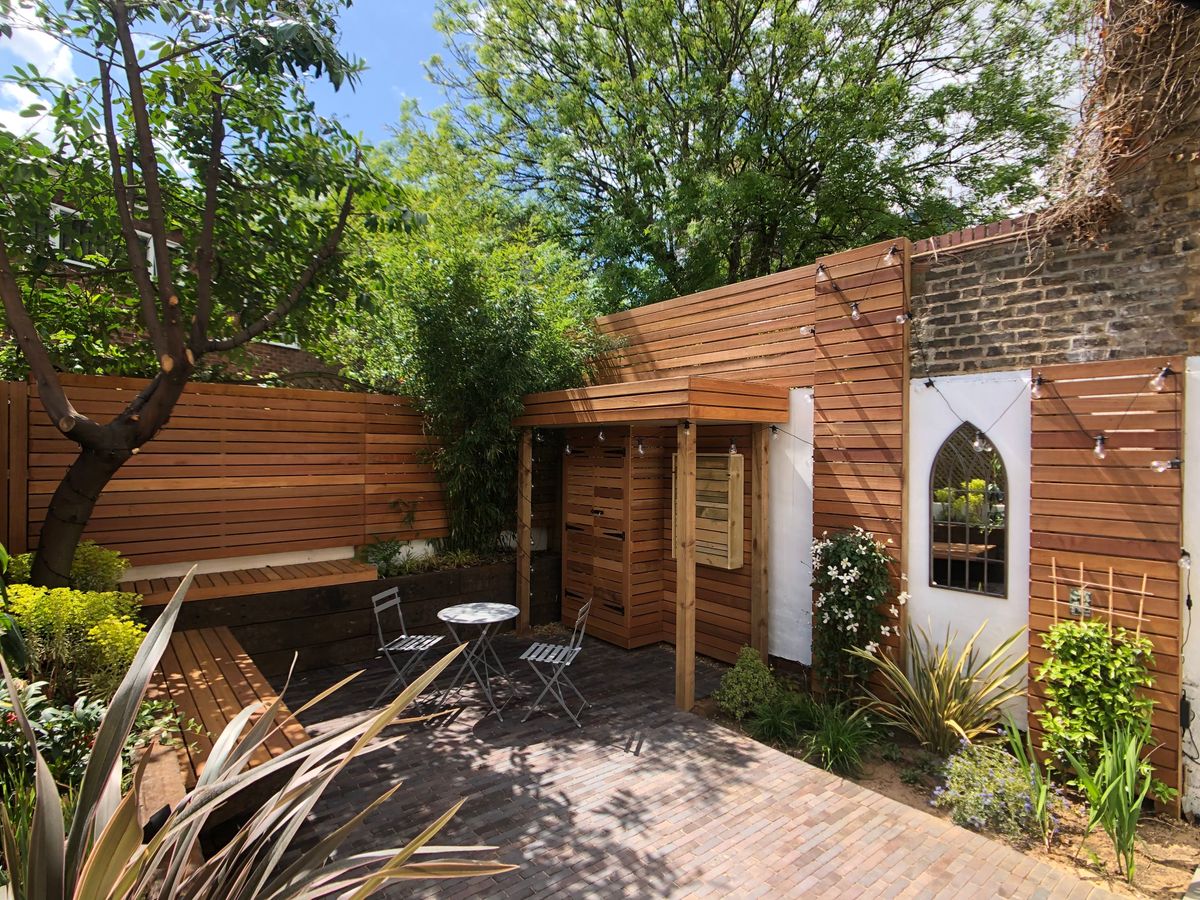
[1,375,448,565]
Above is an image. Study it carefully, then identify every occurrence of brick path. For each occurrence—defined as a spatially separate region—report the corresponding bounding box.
[286,636,1113,899]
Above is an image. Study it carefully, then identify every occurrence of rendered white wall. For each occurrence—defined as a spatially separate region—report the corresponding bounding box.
[1182,356,1199,816]
[906,370,1032,716]
[769,388,815,664]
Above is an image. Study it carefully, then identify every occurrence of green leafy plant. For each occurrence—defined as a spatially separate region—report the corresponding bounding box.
[811,527,901,697]
[746,691,820,746]
[4,584,145,702]
[714,647,780,720]
[933,740,1064,844]
[0,572,512,898]
[1036,620,1154,770]
[0,543,27,672]
[899,753,943,787]
[1005,719,1060,849]
[849,623,1026,757]
[798,702,874,777]
[1065,724,1157,883]
[362,541,511,579]
[4,542,129,593]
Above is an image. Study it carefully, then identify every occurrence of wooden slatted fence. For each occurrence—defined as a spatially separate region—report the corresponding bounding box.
[1028,356,1184,791]
[5,375,447,566]
[810,239,910,656]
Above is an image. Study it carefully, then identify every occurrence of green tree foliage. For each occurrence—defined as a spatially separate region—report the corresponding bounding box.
[337,114,609,551]
[0,0,384,585]
[432,0,1084,309]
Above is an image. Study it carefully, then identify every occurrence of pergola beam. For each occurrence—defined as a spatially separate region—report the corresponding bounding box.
[675,419,697,710]
[516,427,532,634]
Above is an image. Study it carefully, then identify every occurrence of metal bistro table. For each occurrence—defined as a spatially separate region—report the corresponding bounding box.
[437,602,519,719]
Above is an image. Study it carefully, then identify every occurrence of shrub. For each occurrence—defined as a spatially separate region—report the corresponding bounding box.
[799,702,874,777]
[933,741,1060,844]
[5,541,128,592]
[1036,620,1154,770]
[810,527,901,697]
[362,541,509,579]
[747,691,820,746]
[4,584,144,701]
[849,622,1026,757]
[714,647,779,720]
[1005,719,1060,849]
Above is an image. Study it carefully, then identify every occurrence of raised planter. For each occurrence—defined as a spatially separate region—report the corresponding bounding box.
[153,553,562,678]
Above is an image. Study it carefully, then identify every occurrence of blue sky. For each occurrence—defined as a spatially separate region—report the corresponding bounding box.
[306,1,448,144]
[0,1,448,145]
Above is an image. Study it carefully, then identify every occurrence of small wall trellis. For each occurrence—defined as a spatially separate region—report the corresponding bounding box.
[1028,356,1184,791]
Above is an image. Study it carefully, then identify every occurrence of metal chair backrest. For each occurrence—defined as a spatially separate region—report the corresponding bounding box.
[371,586,408,646]
[568,599,593,650]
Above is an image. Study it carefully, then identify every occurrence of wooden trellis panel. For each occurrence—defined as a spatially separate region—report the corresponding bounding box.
[15,375,446,566]
[1028,356,1184,791]
[810,239,910,657]
[671,453,745,569]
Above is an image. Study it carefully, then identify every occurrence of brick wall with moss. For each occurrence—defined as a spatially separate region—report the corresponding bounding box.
[910,145,1200,377]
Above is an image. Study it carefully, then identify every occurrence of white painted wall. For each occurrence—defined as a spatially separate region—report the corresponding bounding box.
[769,388,815,664]
[906,370,1032,716]
[1181,356,1200,816]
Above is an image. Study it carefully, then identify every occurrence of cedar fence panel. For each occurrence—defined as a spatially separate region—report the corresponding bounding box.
[1028,356,1184,792]
[810,239,910,657]
[12,375,446,566]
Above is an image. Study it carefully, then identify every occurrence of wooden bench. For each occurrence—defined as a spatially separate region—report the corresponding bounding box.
[148,626,309,790]
[126,559,377,607]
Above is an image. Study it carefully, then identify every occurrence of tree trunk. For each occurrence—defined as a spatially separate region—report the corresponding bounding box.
[31,446,131,587]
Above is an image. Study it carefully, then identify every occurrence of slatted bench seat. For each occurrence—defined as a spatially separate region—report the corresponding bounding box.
[125,559,377,607]
[148,626,309,789]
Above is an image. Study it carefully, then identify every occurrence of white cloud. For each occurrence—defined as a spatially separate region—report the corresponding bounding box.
[1,5,78,140]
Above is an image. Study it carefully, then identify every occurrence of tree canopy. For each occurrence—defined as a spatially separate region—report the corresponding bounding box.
[432,0,1084,309]
[334,112,609,550]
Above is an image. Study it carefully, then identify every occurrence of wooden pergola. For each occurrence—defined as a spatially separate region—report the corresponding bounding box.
[511,376,790,711]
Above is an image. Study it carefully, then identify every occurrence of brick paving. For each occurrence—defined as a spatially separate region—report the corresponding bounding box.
[285,635,1114,899]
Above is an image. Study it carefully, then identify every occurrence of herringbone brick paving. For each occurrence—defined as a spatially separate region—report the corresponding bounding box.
[284,635,1115,899]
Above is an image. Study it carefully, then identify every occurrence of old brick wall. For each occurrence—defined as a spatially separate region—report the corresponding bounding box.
[910,147,1200,376]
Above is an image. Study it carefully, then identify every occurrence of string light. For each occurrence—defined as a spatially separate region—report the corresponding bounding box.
[1150,365,1173,392]
[850,301,861,322]
[815,263,829,282]
[683,419,691,434]
[637,438,645,457]
[770,425,779,440]
[564,443,573,455]
[598,429,605,442]
[883,244,899,265]
[1182,549,1193,572]
[895,310,912,325]
[1093,434,1107,460]
[799,324,817,337]
[729,439,737,455]
[971,432,990,453]
[1030,373,1045,400]
[1150,457,1181,472]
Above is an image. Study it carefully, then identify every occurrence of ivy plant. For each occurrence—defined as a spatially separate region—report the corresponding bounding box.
[1035,619,1155,769]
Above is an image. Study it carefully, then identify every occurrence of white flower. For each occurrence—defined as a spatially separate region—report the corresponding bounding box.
[864,641,880,654]
[897,591,909,606]
[889,605,899,617]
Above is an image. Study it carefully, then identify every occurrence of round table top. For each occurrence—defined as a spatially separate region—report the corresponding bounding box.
[437,602,520,625]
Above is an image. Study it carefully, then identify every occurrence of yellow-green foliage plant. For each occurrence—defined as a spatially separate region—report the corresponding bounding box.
[849,622,1026,757]
[0,572,513,898]
[5,542,129,593]
[4,585,144,702]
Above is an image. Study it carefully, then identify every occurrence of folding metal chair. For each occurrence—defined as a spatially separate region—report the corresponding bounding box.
[520,599,592,727]
[371,586,443,707]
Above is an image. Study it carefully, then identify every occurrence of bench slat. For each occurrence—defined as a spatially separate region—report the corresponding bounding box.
[154,626,308,789]
[126,559,378,606]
